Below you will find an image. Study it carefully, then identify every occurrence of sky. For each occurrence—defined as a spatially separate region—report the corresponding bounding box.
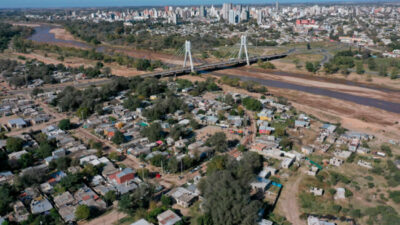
[0,0,389,9]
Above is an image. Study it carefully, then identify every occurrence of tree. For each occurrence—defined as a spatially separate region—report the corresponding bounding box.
[199,170,261,225]
[379,65,388,76]
[161,195,172,206]
[6,137,24,152]
[36,143,54,159]
[75,205,90,220]
[242,97,262,111]
[0,184,15,215]
[112,130,126,145]
[306,61,315,73]
[104,191,117,205]
[58,119,72,130]
[76,107,89,120]
[390,67,399,79]
[206,132,227,152]
[108,152,119,161]
[141,123,164,142]
[367,58,376,70]
[356,62,365,74]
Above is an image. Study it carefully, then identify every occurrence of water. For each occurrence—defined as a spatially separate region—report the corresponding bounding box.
[28,25,400,114]
[28,25,92,49]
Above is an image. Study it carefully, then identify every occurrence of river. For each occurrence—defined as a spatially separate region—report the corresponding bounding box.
[28,25,400,114]
[213,72,400,114]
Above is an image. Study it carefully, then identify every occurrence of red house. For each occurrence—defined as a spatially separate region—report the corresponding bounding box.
[108,168,135,184]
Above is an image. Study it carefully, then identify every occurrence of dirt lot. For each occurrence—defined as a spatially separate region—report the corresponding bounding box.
[49,28,79,41]
[272,60,400,91]
[80,209,126,225]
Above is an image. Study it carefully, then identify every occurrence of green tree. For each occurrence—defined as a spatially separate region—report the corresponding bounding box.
[6,137,24,152]
[18,153,33,168]
[356,62,365,74]
[75,205,90,220]
[379,65,388,76]
[306,61,315,73]
[104,191,117,205]
[161,195,172,207]
[390,67,398,79]
[141,123,164,142]
[76,107,89,120]
[58,119,72,130]
[108,152,120,161]
[367,58,376,70]
[206,132,227,152]
[0,184,15,215]
[199,170,261,225]
[112,130,126,145]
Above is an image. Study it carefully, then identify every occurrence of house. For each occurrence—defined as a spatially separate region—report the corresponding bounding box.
[130,219,154,225]
[8,150,28,161]
[13,200,29,222]
[258,219,274,225]
[157,210,182,225]
[58,205,77,222]
[334,188,346,200]
[30,196,53,214]
[0,171,14,185]
[295,120,310,128]
[321,124,337,134]
[250,178,272,193]
[310,187,324,196]
[74,185,107,210]
[53,191,74,208]
[329,157,344,167]
[108,168,135,184]
[258,109,273,121]
[357,147,370,155]
[281,157,294,168]
[167,187,198,208]
[301,145,314,155]
[306,166,319,176]
[307,216,336,225]
[357,160,372,169]
[8,118,27,129]
[108,168,137,194]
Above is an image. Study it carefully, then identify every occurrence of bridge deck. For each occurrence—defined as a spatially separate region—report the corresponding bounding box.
[141,53,287,78]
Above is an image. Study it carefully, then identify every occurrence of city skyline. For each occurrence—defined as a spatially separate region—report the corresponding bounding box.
[0,0,394,9]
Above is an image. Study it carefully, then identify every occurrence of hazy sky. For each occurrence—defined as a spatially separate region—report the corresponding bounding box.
[0,0,387,9]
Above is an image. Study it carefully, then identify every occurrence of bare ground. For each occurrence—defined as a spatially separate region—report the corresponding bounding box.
[276,171,306,225]
[79,209,126,225]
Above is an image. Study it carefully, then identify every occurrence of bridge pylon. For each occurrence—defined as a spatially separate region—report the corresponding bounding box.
[183,40,194,73]
[238,35,250,66]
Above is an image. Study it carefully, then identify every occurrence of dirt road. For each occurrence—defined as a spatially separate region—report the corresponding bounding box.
[80,209,126,225]
[277,172,305,225]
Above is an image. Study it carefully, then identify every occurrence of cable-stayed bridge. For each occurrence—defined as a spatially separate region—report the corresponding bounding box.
[141,35,288,78]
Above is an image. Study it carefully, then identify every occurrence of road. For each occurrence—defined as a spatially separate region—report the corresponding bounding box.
[277,172,305,225]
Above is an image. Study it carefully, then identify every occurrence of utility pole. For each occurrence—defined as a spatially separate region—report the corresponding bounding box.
[183,40,194,73]
[238,35,250,65]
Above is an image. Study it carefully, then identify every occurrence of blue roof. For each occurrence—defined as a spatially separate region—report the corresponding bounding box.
[8,118,26,125]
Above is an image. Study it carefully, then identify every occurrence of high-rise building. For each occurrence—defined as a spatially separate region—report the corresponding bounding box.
[199,5,206,18]
[228,9,235,24]
[257,10,263,25]
[275,0,279,12]
[223,3,232,20]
